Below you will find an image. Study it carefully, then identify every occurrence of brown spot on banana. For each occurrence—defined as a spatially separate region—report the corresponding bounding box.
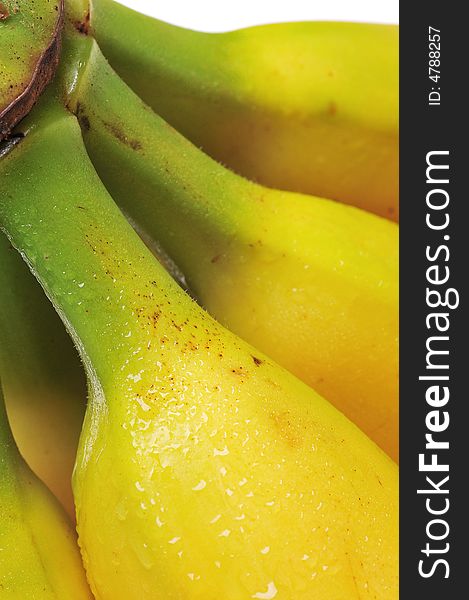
[102,119,143,151]
[270,410,302,448]
[75,9,90,35]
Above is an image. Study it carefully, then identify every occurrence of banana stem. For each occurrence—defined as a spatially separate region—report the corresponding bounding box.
[70,35,251,220]
[0,94,190,389]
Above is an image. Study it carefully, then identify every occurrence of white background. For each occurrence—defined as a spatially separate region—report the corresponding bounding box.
[117,0,399,32]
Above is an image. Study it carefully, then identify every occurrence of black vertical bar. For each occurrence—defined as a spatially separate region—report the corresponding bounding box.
[400,3,467,597]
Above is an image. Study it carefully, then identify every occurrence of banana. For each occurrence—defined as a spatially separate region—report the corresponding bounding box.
[0,92,397,599]
[0,0,64,139]
[82,0,398,219]
[0,383,92,598]
[0,232,87,519]
[66,35,398,461]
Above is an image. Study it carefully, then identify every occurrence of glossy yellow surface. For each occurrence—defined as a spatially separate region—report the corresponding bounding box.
[198,195,399,461]
[76,320,398,599]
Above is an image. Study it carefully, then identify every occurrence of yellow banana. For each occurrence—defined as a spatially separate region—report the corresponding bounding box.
[0,383,92,598]
[85,0,398,219]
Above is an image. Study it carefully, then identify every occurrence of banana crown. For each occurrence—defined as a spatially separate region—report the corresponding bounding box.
[0,0,64,139]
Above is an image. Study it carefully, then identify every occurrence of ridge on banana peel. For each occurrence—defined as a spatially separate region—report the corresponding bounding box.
[0,0,64,139]
[72,0,398,220]
[0,233,87,520]
[0,92,397,599]
[0,384,92,599]
[64,33,399,462]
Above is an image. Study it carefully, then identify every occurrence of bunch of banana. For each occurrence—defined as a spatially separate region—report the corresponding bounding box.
[0,1,399,598]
